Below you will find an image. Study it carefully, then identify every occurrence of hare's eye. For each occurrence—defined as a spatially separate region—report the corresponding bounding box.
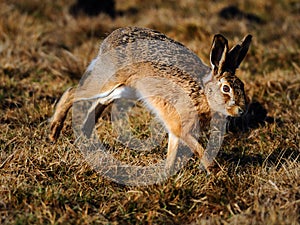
[222,85,230,93]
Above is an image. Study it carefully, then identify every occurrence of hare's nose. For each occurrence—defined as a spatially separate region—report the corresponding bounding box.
[238,107,244,116]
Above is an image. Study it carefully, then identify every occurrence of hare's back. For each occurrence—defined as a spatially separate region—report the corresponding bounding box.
[99,27,184,54]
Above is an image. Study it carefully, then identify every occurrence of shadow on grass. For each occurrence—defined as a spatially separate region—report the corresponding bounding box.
[69,0,138,18]
[218,147,299,174]
[70,0,116,18]
[220,101,299,170]
[227,101,280,133]
[219,5,265,24]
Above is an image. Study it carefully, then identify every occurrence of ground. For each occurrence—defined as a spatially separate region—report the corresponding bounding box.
[0,0,299,224]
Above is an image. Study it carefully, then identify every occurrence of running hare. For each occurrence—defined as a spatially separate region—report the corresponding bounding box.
[49,27,251,171]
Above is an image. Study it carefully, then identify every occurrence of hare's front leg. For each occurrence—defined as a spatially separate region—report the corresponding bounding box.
[165,133,180,172]
[182,134,210,173]
[165,132,210,173]
[49,87,75,142]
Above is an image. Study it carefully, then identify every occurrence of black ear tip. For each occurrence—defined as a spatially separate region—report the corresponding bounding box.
[245,34,252,42]
[214,33,226,38]
[213,34,228,47]
[214,34,227,41]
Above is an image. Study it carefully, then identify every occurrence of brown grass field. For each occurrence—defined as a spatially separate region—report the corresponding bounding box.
[0,0,299,224]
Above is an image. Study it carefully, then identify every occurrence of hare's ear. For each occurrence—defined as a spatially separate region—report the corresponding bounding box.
[210,34,229,74]
[226,35,252,71]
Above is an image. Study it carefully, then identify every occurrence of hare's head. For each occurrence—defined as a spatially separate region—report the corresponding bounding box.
[204,34,252,117]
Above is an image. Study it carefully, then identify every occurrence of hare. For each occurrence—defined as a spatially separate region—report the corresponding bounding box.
[49,27,251,172]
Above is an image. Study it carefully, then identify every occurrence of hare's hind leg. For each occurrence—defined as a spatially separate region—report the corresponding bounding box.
[81,101,108,138]
[81,85,137,138]
[49,87,75,142]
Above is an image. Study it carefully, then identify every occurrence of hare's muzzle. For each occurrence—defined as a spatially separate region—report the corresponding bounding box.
[227,105,246,117]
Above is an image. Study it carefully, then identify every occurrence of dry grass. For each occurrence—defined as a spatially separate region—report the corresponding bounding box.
[0,0,299,224]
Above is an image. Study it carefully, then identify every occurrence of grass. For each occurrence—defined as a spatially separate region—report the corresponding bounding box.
[0,0,299,224]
